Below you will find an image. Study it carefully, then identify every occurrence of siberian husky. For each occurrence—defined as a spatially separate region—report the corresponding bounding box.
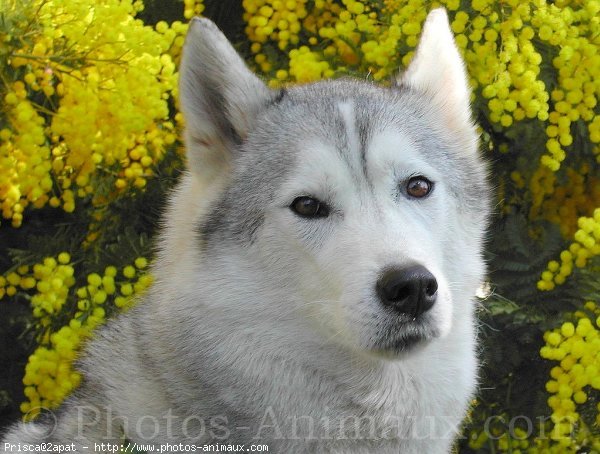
[2,8,490,453]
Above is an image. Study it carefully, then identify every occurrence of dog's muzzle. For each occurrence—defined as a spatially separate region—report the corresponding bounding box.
[376,265,438,318]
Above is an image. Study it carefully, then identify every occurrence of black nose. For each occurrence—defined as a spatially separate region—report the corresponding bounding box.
[376,265,438,318]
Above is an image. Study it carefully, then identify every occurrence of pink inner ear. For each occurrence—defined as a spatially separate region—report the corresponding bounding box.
[192,137,213,147]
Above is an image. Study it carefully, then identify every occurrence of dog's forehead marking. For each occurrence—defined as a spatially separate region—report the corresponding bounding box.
[337,100,358,157]
[336,100,359,178]
[334,98,375,197]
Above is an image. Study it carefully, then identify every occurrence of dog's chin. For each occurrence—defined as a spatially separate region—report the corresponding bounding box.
[368,334,430,359]
[365,321,441,359]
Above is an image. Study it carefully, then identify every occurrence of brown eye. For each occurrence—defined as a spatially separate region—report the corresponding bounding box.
[291,196,329,218]
[406,176,433,198]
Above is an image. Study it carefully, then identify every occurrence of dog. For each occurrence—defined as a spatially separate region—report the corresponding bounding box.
[2,8,490,453]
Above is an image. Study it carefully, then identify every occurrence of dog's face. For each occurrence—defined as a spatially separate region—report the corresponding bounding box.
[178,10,489,357]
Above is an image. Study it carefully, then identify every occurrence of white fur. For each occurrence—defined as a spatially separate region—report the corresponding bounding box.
[1,9,488,453]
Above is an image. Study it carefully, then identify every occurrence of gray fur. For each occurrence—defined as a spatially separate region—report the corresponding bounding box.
[2,9,490,453]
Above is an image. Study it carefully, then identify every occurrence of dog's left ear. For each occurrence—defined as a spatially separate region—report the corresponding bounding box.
[179,18,273,178]
[395,9,474,136]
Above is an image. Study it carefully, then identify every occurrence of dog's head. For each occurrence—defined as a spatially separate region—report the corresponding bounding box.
[177,9,490,357]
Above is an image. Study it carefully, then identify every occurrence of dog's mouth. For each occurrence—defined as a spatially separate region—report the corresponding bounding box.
[367,317,441,357]
[370,333,428,357]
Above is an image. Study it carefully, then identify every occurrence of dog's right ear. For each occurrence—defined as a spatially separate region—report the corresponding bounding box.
[179,18,272,178]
